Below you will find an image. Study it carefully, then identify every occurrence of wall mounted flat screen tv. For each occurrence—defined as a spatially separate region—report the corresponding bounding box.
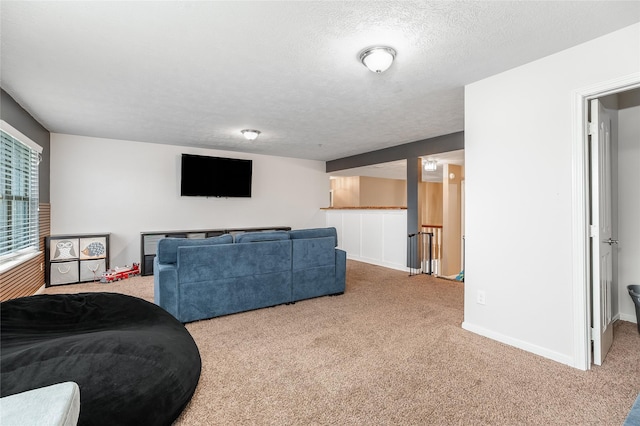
[180,154,252,197]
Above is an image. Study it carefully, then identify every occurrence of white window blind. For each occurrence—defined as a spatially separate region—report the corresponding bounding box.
[0,126,40,262]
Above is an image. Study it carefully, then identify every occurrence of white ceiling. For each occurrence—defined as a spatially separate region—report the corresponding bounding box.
[1,1,639,162]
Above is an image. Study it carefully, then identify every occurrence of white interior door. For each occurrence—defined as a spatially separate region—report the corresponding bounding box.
[590,98,614,366]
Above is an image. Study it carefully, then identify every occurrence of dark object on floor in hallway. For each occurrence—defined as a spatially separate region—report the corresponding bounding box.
[628,285,640,334]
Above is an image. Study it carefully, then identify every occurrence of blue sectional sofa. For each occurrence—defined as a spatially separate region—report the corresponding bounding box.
[154,227,346,323]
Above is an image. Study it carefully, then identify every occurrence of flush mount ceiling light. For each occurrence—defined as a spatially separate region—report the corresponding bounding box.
[241,129,261,141]
[424,160,437,172]
[359,46,396,73]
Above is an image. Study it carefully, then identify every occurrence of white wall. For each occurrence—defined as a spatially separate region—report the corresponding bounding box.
[50,134,329,266]
[617,103,640,323]
[326,209,407,271]
[463,23,640,367]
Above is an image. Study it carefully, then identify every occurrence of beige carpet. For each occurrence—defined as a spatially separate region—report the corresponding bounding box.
[42,261,640,425]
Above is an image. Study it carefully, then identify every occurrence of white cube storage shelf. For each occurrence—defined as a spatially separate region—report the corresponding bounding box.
[45,234,110,287]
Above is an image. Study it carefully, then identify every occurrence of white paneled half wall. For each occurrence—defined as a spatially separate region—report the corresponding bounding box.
[326,209,407,271]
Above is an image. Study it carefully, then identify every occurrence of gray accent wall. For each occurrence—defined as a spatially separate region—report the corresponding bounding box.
[1,89,50,202]
[406,156,420,268]
[325,131,464,172]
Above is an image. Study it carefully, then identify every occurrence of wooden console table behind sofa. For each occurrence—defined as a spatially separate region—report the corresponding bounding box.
[140,226,291,276]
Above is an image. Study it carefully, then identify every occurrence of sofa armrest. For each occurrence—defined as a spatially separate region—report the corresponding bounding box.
[335,249,347,293]
[154,258,179,320]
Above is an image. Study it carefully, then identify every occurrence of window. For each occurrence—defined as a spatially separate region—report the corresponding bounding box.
[0,121,42,264]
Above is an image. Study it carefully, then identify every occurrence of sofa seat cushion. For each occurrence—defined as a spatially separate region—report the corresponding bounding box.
[157,233,233,264]
[1,293,201,426]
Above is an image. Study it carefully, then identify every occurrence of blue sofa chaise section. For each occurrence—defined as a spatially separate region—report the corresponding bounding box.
[154,227,346,323]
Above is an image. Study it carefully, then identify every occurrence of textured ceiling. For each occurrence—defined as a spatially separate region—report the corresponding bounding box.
[1,1,639,162]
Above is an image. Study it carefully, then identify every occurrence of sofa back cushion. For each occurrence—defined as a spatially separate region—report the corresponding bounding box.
[291,237,336,270]
[235,231,290,243]
[291,236,339,302]
[288,227,338,247]
[157,234,233,264]
[177,239,292,281]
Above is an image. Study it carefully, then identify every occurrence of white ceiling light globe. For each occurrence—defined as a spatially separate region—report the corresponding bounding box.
[424,160,437,172]
[359,47,396,73]
[241,129,261,140]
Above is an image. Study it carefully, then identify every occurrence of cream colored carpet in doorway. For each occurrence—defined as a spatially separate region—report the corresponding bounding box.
[42,260,640,425]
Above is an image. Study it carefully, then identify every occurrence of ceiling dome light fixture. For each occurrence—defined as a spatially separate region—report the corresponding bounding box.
[241,129,261,141]
[359,46,396,73]
[424,160,437,172]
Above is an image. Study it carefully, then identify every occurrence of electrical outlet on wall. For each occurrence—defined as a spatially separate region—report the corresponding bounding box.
[477,290,486,305]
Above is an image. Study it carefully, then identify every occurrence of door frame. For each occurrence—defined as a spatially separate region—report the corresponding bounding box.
[571,72,640,371]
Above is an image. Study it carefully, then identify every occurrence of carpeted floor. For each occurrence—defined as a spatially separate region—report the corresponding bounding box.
[42,260,640,425]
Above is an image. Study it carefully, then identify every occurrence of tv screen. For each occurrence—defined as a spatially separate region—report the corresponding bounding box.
[180,154,252,197]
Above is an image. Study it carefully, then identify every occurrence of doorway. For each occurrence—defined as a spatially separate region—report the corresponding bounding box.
[572,78,640,370]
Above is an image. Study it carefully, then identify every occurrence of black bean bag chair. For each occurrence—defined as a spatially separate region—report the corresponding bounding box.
[1,292,201,426]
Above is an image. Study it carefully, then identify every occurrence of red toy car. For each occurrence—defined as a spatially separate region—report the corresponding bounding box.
[101,263,140,283]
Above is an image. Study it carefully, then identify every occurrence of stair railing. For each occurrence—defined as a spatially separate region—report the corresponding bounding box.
[408,230,434,276]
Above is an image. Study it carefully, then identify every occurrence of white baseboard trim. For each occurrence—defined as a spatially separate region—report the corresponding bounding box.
[346,254,408,273]
[461,321,575,368]
[618,313,638,324]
